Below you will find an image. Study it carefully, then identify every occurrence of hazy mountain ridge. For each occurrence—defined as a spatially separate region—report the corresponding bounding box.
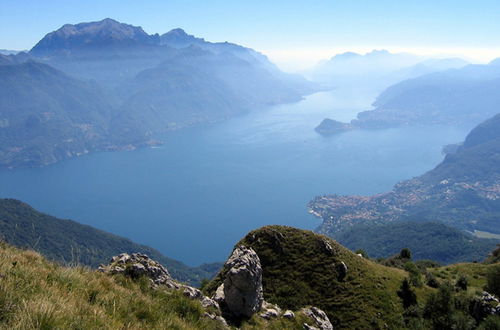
[315,60,500,136]
[309,112,500,237]
[0,18,316,167]
[353,62,500,130]
[310,49,467,93]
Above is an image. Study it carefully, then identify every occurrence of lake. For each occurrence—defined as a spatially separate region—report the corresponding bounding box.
[0,89,470,265]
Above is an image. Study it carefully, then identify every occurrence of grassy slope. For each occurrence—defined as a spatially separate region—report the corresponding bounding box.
[206,225,424,329]
[0,198,220,285]
[333,221,499,264]
[0,242,223,329]
[0,241,345,330]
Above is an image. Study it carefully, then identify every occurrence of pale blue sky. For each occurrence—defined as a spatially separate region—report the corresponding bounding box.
[1,0,500,69]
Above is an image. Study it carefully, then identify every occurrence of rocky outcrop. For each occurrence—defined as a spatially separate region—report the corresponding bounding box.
[472,291,500,321]
[99,253,220,314]
[98,253,178,288]
[213,245,264,319]
[259,301,281,320]
[301,307,334,330]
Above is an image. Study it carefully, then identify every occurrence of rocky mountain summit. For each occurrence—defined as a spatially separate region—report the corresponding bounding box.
[30,18,159,56]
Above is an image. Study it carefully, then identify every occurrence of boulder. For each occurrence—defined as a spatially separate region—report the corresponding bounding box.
[336,261,348,281]
[214,245,264,318]
[301,307,333,330]
[283,310,295,319]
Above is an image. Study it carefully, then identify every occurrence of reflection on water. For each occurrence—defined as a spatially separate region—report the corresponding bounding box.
[0,89,470,265]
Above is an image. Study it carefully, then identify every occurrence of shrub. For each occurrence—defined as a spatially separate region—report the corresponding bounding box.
[456,274,468,291]
[485,265,500,297]
[398,278,417,309]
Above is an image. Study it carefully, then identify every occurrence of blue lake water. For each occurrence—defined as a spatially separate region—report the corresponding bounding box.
[0,90,470,265]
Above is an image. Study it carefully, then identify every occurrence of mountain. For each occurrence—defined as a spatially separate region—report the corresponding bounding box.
[0,19,316,168]
[348,61,500,130]
[333,222,498,264]
[160,28,205,48]
[0,61,119,168]
[310,49,466,93]
[0,49,22,55]
[309,112,500,237]
[0,198,220,285]
[30,18,160,57]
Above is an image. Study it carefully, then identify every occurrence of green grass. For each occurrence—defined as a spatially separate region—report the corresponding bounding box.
[205,225,421,329]
[429,262,497,291]
[0,242,225,329]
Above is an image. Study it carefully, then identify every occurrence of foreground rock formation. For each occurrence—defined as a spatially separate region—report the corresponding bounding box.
[213,246,264,318]
[99,250,333,328]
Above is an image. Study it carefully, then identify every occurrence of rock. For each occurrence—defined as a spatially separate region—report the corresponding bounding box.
[472,291,500,320]
[204,313,229,327]
[98,253,178,288]
[259,301,281,319]
[215,245,264,318]
[100,253,220,312]
[336,261,348,281]
[260,309,279,320]
[183,286,219,309]
[283,310,295,319]
[301,307,333,330]
[303,324,320,330]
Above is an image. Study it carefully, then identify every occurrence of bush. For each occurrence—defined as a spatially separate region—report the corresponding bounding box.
[398,278,417,309]
[456,274,468,291]
[485,265,500,297]
[404,261,422,287]
[426,272,440,288]
[400,248,412,260]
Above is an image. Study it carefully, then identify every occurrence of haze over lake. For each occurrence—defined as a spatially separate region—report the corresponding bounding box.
[0,89,470,265]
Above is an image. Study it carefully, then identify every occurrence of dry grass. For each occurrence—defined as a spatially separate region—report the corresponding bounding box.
[0,242,224,329]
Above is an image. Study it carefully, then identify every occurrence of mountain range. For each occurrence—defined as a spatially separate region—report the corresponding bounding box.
[309,49,467,93]
[0,18,316,168]
[316,59,500,137]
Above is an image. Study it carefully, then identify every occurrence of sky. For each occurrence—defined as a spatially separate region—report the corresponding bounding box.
[1,0,500,71]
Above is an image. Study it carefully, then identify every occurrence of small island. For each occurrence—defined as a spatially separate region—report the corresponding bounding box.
[315,118,354,136]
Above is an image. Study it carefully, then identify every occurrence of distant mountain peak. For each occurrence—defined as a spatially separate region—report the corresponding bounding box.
[30,18,157,56]
[160,28,204,47]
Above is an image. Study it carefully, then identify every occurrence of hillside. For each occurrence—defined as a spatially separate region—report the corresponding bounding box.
[205,226,411,329]
[0,242,225,329]
[350,61,500,130]
[0,225,498,329]
[309,112,500,237]
[0,61,119,168]
[0,198,219,285]
[333,222,498,264]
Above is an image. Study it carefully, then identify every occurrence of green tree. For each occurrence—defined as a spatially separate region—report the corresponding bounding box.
[400,248,412,260]
[398,278,417,309]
